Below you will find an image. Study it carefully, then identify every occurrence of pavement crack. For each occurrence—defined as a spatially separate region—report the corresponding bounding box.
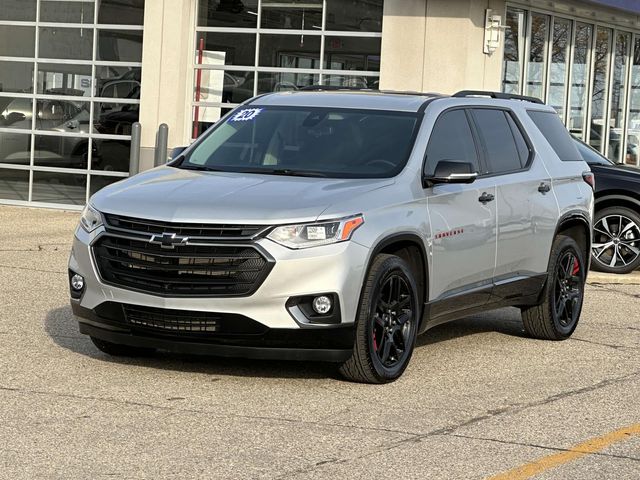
[594,323,640,332]
[521,370,640,408]
[0,384,420,438]
[0,243,69,252]
[0,264,65,274]
[570,336,630,350]
[274,370,640,479]
[446,433,640,463]
[589,283,640,299]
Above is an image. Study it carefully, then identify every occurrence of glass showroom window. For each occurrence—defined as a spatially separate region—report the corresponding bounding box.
[192,0,383,138]
[626,39,640,166]
[588,27,612,154]
[548,18,571,122]
[0,0,144,207]
[502,5,640,167]
[568,23,593,139]
[608,32,631,164]
[502,8,527,95]
[524,13,550,101]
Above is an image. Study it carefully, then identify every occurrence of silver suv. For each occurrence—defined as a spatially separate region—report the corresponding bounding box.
[69,90,594,383]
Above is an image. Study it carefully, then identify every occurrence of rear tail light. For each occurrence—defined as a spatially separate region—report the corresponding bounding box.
[582,171,595,190]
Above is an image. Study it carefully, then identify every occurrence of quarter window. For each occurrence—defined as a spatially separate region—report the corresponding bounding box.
[528,110,582,161]
[471,109,527,174]
[506,113,530,168]
[424,110,479,175]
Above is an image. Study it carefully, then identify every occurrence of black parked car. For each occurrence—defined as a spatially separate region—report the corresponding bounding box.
[574,138,640,274]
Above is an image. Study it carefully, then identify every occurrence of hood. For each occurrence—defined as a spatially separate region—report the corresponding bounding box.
[91,166,394,224]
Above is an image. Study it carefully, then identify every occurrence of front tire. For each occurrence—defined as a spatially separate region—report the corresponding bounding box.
[90,336,154,357]
[521,236,586,340]
[339,254,420,384]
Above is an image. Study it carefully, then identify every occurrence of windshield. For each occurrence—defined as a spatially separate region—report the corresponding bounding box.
[181,106,420,178]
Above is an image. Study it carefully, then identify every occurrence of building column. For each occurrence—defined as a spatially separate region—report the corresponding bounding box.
[138,0,195,171]
[379,0,428,92]
[380,0,506,95]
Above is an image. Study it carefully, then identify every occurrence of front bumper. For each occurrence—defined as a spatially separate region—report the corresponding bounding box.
[69,225,369,359]
[73,302,353,361]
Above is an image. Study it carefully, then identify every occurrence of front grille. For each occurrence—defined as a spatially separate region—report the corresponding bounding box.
[120,304,268,335]
[92,236,273,297]
[104,213,267,239]
[125,305,220,332]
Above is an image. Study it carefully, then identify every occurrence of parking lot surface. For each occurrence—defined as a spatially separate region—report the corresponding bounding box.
[0,205,638,479]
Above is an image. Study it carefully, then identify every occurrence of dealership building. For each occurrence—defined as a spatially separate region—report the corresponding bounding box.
[1,0,640,209]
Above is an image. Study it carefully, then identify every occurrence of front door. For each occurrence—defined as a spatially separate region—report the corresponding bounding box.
[424,108,498,315]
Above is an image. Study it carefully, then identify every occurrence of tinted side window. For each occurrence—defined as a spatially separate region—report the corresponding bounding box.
[506,113,530,168]
[528,110,582,161]
[425,109,478,175]
[472,109,523,174]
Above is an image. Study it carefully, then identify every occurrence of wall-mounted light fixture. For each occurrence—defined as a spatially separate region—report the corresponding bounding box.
[483,9,508,55]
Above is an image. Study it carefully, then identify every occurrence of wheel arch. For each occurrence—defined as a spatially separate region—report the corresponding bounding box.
[554,211,592,268]
[594,193,640,215]
[365,233,429,331]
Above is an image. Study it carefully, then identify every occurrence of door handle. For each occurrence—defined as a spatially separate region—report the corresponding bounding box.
[538,182,551,194]
[478,192,495,204]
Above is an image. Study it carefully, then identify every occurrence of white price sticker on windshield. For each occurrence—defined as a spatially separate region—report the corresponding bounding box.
[229,108,262,122]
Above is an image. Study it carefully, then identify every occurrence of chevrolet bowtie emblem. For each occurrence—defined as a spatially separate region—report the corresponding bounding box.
[149,232,189,249]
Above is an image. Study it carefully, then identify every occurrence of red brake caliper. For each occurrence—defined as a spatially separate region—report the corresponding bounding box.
[572,258,580,276]
[373,330,378,351]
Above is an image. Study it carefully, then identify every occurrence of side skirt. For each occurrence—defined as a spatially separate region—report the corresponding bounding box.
[419,274,547,333]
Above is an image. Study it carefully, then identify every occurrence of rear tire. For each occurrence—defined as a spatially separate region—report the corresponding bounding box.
[339,254,420,384]
[90,336,154,357]
[521,236,586,340]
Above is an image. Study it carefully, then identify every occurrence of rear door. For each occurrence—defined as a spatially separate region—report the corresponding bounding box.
[425,108,497,315]
[469,107,558,298]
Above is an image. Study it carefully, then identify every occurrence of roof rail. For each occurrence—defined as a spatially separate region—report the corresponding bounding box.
[453,90,544,104]
[297,86,444,98]
[299,85,373,92]
[380,90,444,97]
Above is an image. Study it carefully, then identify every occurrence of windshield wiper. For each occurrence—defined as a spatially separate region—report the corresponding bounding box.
[250,168,328,178]
[176,164,226,172]
[175,165,327,177]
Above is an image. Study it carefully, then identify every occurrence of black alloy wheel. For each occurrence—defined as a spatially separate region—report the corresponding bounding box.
[553,250,583,329]
[371,274,415,369]
[339,254,420,383]
[521,235,585,340]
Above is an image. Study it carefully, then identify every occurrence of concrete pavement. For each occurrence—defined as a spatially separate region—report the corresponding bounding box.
[587,270,640,285]
[0,205,638,479]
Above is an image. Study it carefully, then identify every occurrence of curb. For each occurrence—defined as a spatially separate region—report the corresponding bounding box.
[587,271,640,285]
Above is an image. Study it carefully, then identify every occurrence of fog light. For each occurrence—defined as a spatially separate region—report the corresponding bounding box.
[71,274,84,291]
[312,295,332,315]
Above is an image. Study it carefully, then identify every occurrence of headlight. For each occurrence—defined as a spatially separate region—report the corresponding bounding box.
[267,215,364,249]
[80,204,103,232]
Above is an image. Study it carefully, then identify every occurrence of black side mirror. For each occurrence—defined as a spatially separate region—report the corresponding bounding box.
[422,160,479,188]
[170,146,188,160]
